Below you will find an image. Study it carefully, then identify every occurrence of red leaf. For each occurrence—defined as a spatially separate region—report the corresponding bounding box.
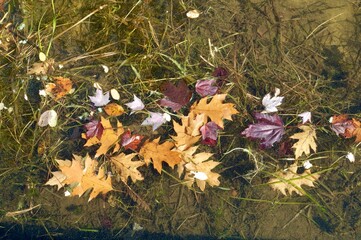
[195,79,219,97]
[121,130,144,151]
[158,80,192,111]
[200,121,222,146]
[85,120,104,140]
[241,113,285,149]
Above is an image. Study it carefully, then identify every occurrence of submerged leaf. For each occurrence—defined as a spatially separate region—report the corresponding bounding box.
[195,79,219,97]
[141,112,171,131]
[125,95,145,112]
[38,110,58,127]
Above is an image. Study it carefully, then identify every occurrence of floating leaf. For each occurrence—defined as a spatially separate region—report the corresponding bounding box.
[84,119,104,139]
[104,103,124,116]
[89,89,110,107]
[195,79,219,97]
[141,112,171,131]
[125,95,145,113]
[121,130,144,151]
[262,88,284,113]
[190,94,238,128]
[45,77,73,100]
[139,138,182,174]
[111,153,145,183]
[241,112,284,149]
[290,125,317,159]
[159,80,192,111]
[200,121,221,146]
[38,110,58,127]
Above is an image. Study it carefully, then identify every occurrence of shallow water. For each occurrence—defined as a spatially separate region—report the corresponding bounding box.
[0,0,361,239]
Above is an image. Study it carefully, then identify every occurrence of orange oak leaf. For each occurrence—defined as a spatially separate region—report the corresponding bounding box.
[104,103,125,117]
[45,77,73,100]
[111,153,145,183]
[45,155,114,201]
[171,113,205,151]
[190,94,238,128]
[82,117,124,157]
[139,137,182,174]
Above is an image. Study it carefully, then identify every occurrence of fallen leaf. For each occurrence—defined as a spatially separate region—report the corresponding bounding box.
[290,125,317,159]
[27,58,55,75]
[84,119,104,139]
[241,112,285,149]
[38,109,58,127]
[261,88,284,113]
[139,138,182,174]
[184,151,221,191]
[45,77,73,100]
[190,94,239,128]
[158,80,192,111]
[82,117,124,157]
[298,111,312,124]
[171,113,204,151]
[141,112,171,131]
[345,119,361,143]
[330,114,354,136]
[121,130,144,151]
[111,153,145,183]
[268,164,320,196]
[195,79,219,97]
[200,121,222,146]
[89,89,110,107]
[125,95,145,113]
[104,103,124,116]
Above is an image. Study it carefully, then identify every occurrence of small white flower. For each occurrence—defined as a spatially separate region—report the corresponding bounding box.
[101,65,109,73]
[303,160,313,169]
[0,102,6,110]
[39,89,47,97]
[7,107,13,113]
[346,152,355,163]
[64,190,71,197]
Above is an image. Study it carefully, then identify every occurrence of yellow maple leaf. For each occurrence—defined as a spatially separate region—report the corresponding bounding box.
[290,125,317,159]
[190,94,238,128]
[82,117,124,157]
[111,153,145,183]
[183,150,221,191]
[139,137,182,174]
[268,164,320,196]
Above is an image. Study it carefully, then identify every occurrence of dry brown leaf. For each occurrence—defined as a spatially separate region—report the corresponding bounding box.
[45,155,114,201]
[184,151,221,191]
[190,94,238,128]
[139,137,182,174]
[27,58,55,75]
[290,125,317,159]
[268,164,320,196]
[345,119,361,143]
[111,153,145,183]
[104,103,125,117]
[45,77,73,100]
[82,117,124,157]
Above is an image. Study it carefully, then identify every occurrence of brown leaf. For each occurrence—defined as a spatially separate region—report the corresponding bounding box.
[268,164,320,196]
[27,58,55,75]
[104,103,124,117]
[190,94,238,128]
[139,137,182,174]
[82,117,124,157]
[111,153,145,183]
[45,77,73,100]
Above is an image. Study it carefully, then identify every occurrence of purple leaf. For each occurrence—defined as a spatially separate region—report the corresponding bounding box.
[158,80,192,111]
[195,79,219,97]
[89,89,110,107]
[241,112,285,149]
[298,111,312,124]
[85,120,104,139]
[200,121,222,146]
[141,112,171,131]
[212,67,228,79]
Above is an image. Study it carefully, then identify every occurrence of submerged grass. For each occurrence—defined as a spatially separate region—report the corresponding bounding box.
[0,0,361,238]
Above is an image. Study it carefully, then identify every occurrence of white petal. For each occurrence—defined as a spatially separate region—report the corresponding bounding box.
[38,110,58,127]
[303,160,313,169]
[186,10,200,19]
[110,89,120,100]
[39,52,47,62]
[190,171,208,180]
[101,65,109,73]
[0,102,5,110]
[346,152,355,163]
